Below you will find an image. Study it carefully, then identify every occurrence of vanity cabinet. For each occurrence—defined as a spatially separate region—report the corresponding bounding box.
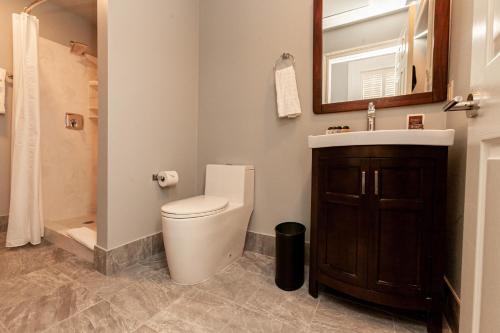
[309,145,447,333]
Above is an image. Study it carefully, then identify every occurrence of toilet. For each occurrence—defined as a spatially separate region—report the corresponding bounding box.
[161,164,255,285]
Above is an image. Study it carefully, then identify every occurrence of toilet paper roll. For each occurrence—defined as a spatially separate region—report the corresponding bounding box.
[157,171,179,188]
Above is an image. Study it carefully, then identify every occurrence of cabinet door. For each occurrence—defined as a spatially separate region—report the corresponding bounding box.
[368,158,434,297]
[318,157,369,287]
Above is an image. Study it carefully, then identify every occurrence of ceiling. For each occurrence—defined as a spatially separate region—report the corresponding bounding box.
[323,0,412,29]
[324,0,370,17]
[49,0,97,24]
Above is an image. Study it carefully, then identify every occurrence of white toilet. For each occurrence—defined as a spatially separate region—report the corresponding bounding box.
[161,164,254,285]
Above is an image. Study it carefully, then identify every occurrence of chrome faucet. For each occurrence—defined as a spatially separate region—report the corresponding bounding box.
[367,102,376,131]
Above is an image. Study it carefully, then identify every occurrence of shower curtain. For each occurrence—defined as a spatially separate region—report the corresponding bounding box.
[6,13,44,247]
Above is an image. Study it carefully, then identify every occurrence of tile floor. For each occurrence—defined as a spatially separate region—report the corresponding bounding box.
[0,230,446,333]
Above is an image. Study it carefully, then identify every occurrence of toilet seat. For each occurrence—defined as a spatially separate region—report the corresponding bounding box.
[161,195,229,219]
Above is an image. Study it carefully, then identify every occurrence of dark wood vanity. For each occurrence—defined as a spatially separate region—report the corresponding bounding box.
[309,145,447,333]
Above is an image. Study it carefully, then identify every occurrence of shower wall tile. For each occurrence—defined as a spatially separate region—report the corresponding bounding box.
[38,38,98,222]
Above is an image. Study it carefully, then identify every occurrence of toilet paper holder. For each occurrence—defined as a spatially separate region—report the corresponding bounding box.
[153,171,179,188]
[152,173,165,182]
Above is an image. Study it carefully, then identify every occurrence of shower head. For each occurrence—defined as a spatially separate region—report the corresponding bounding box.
[70,41,88,56]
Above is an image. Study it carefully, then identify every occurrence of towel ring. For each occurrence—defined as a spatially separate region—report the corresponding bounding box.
[274,53,295,71]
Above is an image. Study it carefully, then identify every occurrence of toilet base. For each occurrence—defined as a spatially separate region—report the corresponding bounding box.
[162,203,252,285]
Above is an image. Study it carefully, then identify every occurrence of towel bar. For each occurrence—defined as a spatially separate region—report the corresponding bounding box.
[274,53,295,71]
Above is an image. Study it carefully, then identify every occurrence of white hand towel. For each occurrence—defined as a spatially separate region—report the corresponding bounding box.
[275,66,302,118]
[0,68,5,114]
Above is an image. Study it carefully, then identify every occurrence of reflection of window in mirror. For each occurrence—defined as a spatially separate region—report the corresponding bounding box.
[322,0,435,104]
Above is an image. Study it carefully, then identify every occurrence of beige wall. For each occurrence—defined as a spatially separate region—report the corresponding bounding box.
[0,0,97,216]
[444,0,474,297]
[197,0,446,243]
[39,38,98,222]
[98,0,199,249]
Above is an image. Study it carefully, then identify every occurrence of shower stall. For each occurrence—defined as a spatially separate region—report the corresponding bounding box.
[6,0,99,262]
[41,38,99,262]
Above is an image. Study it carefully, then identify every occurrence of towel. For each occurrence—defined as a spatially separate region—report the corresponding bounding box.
[275,66,302,118]
[7,13,43,247]
[66,227,97,250]
[0,68,5,114]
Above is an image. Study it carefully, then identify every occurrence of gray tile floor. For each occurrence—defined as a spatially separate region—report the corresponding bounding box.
[0,231,444,333]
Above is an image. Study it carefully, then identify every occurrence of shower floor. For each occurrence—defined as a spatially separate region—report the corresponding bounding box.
[45,216,96,263]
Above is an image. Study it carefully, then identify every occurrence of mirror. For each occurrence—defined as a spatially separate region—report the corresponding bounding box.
[314,0,450,113]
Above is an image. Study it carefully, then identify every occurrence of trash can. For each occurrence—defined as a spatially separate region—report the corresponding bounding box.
[275,222,306,291]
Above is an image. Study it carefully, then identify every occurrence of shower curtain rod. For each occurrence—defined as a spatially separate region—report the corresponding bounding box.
[23,0,48,14]
[7,0,49,82]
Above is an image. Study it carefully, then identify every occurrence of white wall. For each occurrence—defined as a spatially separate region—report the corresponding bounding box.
[329,54,395,103]
[444,0,473,296]
[0,1,97,217]
[347,54,395,101]
[96,0,109,250]
[98,0,199,249]
[198,0,447,242]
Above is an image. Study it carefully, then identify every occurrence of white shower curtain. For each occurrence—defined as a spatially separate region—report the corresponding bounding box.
[6,13,44,247]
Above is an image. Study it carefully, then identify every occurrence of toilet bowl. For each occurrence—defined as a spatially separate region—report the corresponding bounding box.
[161,164,254,285]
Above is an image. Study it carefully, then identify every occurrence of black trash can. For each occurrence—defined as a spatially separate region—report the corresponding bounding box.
[275,222,306,291]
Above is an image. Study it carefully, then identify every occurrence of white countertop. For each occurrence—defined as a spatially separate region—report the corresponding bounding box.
[308,129,455,149]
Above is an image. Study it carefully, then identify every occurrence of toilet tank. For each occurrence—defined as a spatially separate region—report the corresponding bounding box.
[205,164,254,206]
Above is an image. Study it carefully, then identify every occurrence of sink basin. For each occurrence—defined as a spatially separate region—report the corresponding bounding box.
[308,129,455,148]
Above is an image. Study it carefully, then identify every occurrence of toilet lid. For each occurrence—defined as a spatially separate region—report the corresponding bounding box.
[161,195,229,217]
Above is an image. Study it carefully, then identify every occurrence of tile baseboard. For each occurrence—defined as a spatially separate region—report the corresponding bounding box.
[244,231,275,256]
[244,230,310,265]
[94,230,309,275]
[94,232,164,275]
[443,276,460,333]
[0,215,8,232]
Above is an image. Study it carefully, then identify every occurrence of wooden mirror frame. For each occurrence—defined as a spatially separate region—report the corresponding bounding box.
[313,0,451,114]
